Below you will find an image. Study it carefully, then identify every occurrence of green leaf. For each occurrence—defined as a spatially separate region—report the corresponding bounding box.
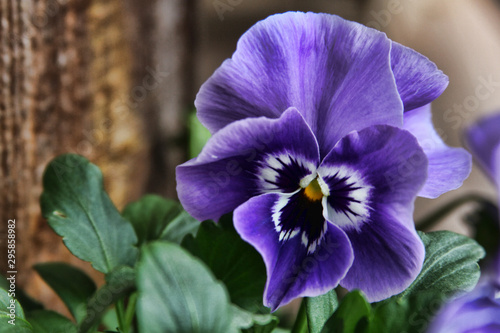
[79,266,135,333]
[322,290,371,333]
[372,291,442,333]
[122,195,199,245]
[231,305,279,333]
[188,111,211,158]
[40,154,138,273]
[101,308,119,331]
[0,288,26,319]
[398,231,485,299]
[0,288,32,332]
[136,241,237,333]
[370,231,485,333]
[0,275,43,312]
[27,310,77,333]
[159,209,200,244]
[182,217,267,312]
[0,315,32,332]
[305,289,338,333]
[34,262,96,322]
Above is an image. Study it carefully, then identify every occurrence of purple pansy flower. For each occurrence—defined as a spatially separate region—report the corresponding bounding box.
[428,113,500,333]
[176,12,471,310]
[427,282,500,333]
[466,113,500,195]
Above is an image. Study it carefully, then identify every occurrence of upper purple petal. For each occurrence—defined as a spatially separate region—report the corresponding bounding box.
[176,108,319,221]
[318,125,427,301]
[466,113,500,187]
[403,104,471,198]
[196,11,404,156]
[233,192,354,311]
[390,41,449,112]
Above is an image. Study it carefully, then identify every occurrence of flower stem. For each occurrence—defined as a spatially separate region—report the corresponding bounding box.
[416,194,491,231]
[291,299,308,333]
[116,299,126,333]
[124,293,138,332]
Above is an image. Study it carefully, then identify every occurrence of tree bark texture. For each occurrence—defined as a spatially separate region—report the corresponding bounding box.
[0,0,195,310]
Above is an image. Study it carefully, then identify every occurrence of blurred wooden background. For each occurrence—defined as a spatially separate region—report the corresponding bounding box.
[1,0,500,312]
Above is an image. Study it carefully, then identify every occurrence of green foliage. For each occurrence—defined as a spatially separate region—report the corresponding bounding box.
[34,262,96,322]
[29,153,491,333]
[397,231,485,299]
[136,241,237,333]
[321,290,371,333]
[188,110,212,158]
[371,291,440,333]
[313,230,486,333]
[182,217,267,312]
[232,305,279,333]
[0,276,43,313]
[78,266,136,333]
[100,308,119,332]
[0,288,32,332]
[0,288,26,321]
[40,154,138,273]
[26,310,77,333]
[305,289,338,333]
[368,231,485,333]
[122,194,199,245]
[0,318,33,333]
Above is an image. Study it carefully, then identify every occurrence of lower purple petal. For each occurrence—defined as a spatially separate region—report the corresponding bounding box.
[318,125,426,301]
[404,104,471,198]
[340,210,425,302]
[233,193,353,310]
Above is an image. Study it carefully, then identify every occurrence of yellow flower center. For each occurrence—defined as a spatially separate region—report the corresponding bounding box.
[304,178,323,201]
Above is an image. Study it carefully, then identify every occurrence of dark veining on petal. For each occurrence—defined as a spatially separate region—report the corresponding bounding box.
[275,190,327,253]
[327,177,364,219]
[319,166,372,230]
[256,153,315,194]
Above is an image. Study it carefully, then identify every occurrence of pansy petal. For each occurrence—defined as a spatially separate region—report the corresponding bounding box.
[390,41,449,112]
[196,12,403,156]
[340,211,425,302]
[176,108,319,221]
[495,145,500,194]
[318,125,426,301]
[466,113,500,184]
[403,104,472,198]
[318,125,428,224]
[428,284,500,333]
[234,193,353,311]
